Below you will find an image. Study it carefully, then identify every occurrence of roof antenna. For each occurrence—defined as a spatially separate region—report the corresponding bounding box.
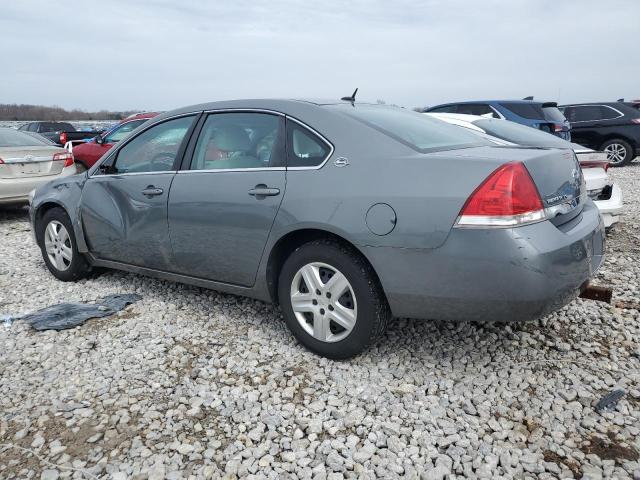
[522,96,534,100]
[341,88,358,103]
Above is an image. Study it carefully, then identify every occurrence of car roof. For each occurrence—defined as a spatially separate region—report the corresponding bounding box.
[433,99,550,105]
[121,112,162,122]
[149,99,378,123]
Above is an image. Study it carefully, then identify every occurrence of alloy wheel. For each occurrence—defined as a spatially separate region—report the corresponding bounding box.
[44,220,72,271]
[604,143,627,165]
[290,262,357,343]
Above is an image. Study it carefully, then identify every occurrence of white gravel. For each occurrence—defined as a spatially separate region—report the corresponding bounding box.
[1,164,639,479]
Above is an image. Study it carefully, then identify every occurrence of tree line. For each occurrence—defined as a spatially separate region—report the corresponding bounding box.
[0,104,140,121]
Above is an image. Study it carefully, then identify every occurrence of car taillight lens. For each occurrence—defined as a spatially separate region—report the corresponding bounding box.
[580,160,610,172]
[554,123,564,132]
[631,118,640,124]
[456,162,545,227]
[59,132,68,144]
[53,152,74,168]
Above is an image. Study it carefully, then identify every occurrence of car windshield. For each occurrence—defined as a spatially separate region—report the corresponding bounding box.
[0,128,53,147]
[329,104,488,153]
[472,118,570,148]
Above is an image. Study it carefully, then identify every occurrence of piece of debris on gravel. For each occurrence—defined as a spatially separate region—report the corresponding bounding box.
[1,165,639,479]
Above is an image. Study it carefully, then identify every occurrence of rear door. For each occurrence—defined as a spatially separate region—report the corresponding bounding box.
[168,111,286,286]
[563,105,603,149]
[80,115,197,269]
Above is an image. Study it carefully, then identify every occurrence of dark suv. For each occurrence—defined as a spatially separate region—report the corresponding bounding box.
[560,102,640,166]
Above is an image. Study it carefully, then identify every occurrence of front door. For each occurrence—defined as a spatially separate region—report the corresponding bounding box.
[80,115,196,269]
[168,112,286,286]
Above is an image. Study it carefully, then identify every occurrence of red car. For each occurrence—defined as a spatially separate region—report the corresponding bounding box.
[72,112,160,170]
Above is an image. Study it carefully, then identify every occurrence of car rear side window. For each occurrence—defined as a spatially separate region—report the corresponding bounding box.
[564,106,602,122]
[286,121,331,168]
[190,112,284,170]
[111,116,195,174]
[427,105,458,113]
[330,104,487,153]
[455,104,498,118]
[501,103,546,120]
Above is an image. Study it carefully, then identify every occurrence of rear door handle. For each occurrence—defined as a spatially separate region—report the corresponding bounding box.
[141,186,164,197]
[248,185,280,197]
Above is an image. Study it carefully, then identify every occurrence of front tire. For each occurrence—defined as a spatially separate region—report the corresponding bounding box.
[601,138,634,166]
[278,239,391,359]
[37,207,90,281]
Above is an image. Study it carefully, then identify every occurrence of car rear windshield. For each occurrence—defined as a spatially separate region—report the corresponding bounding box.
[500,102,549,120]
[0,129,53,147]
[472,118,569,148]
[541,106,566,122]
[328,104,487,153]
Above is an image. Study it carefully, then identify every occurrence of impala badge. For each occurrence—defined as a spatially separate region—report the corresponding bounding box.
[334,157,349,167]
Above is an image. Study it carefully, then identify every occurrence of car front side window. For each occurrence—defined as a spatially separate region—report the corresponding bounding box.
[109,116,195,174]
[190,112,284,171]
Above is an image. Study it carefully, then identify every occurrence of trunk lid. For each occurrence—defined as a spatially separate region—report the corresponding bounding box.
[0,146,67,179]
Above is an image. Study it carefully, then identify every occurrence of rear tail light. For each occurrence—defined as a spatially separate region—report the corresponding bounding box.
[580,160,610,172]
[53,152,74,168]
[554,123,564,132]
[59,132,68,144]
[456,162,545,227]
[0,157,4,164]
[631,118,640,124]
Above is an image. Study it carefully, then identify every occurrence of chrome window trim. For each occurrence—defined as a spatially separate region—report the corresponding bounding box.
[562,104,624,123]
[202,108,285,116]
[88,111,200,179]
[178,167,286,174]
[89,171,178,177]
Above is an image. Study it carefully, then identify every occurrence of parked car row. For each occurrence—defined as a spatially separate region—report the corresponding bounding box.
[18,121,103,147]
[425,97,640,166]
[28,98,606,358]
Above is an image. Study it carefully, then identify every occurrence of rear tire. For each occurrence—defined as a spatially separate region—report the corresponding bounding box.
[601,138,634,166]
[37,207,90,281]
[278,239,391,359]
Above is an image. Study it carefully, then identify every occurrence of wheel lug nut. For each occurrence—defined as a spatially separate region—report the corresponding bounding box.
[328,305,334,311]
[326,292,331,298]
[316,289,321,295]
[320,308,325,315]
[312,299,318,305]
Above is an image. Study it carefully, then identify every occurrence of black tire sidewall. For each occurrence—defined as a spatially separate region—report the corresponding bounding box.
[37,208,89,281]
[602,138,633,166]
[278,242,381,359]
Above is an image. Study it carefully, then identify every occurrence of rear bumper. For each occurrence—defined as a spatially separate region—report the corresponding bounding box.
[594,183,623,228]
[362,200,605,322]
[0,167,77,205]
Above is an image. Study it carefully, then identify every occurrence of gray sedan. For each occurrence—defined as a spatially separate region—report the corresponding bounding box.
[29,99,605,358]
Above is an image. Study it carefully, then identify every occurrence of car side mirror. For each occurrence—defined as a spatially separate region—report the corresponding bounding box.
[95,134,104,145]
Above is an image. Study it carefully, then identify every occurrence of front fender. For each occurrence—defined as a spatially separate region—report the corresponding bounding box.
[31,173,89,252]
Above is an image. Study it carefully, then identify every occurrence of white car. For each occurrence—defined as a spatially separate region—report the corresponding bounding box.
[0,128,77,206]
[426,113,623,228]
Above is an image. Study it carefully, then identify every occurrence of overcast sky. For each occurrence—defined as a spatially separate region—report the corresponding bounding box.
[1,0,638,112]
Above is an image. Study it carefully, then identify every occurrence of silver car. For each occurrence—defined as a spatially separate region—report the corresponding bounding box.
[0,128,77,205]
[29,100,605,358]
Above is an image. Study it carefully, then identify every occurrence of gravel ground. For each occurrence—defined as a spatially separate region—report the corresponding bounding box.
[1,165,639,480]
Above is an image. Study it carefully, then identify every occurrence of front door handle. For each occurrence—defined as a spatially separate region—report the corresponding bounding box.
[248,184,280,197]
[141,186,164,197]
